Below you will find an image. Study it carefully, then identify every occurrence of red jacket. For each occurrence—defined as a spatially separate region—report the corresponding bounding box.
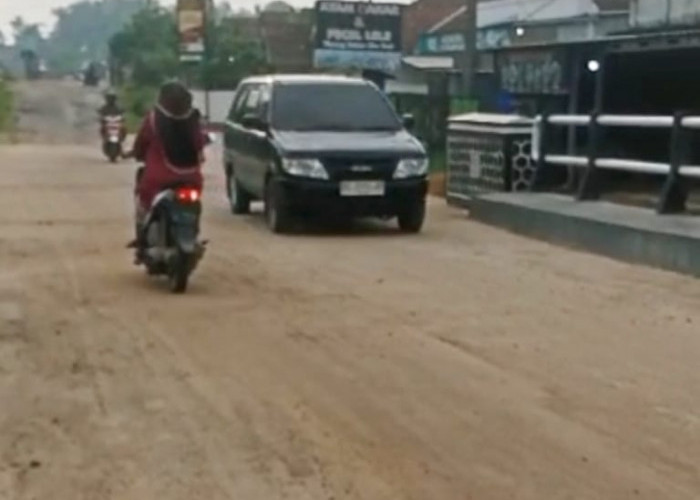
[133,111,205,209]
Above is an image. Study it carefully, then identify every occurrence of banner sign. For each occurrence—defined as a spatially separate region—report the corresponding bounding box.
[177,0,206,61]
[313,1,403,74]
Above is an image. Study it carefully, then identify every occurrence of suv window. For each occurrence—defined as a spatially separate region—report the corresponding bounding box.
[271,83,401,132]
[245,87,260,110]
[230,83,271,125]
[228,85,250,122]
[258,84,271,122]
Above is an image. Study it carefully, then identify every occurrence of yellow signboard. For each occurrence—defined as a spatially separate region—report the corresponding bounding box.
[177,0,206,60]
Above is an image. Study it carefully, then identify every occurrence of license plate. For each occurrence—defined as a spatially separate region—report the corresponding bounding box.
[340,180,385,197]
[108,136,120,143]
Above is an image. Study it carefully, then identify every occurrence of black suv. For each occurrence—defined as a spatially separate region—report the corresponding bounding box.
[223,75,428,233]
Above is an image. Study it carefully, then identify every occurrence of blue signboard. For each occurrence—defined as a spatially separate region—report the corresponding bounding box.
[416,28,513,53]
[415,32,465,54]
[313,50,401,74]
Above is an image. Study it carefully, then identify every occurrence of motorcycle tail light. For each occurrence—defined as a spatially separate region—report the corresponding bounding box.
[175,187,201,203]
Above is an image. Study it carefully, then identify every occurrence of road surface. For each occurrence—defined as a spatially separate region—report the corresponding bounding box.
[1,81,699,500]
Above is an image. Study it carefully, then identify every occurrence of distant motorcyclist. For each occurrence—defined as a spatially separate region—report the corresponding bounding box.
[99,90,124,138]
[128,80,206,247]
[84,61,102,87]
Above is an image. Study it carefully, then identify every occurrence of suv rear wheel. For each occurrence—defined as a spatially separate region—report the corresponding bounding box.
[264,180,293,234]
[227,167,251,215]
[398,198,426,233]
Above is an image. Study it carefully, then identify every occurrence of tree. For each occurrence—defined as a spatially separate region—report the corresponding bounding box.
[109,5,179,87]
[12,17,44,53]
[11,17,25,37]
[202,17,269,89]
[47,0,148,73]
[110,5,269,90]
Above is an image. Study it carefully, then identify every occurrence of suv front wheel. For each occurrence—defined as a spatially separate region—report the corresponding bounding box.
[227,167,251,215]
[265,179,293,234]
[397,198,426,233]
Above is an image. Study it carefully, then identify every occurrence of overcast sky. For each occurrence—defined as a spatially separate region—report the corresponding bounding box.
[1,0,84,36]
[0,0,415,41]
[0,0,287,38]
[1,0,166,38]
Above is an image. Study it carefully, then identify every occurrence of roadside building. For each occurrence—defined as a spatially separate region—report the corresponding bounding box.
[389,0,628,167]
[475,0,700,160]
[401,0,628,115]
[470,0,700,205]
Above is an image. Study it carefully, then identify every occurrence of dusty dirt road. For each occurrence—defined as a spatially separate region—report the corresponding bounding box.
[1,81,699,500]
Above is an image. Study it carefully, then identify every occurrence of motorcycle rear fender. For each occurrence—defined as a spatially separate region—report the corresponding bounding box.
[146,194,201,251]
[170,212,199,253]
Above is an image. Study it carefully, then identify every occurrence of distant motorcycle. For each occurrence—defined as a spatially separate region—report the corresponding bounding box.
[101,115,126,162]
[83,61,102,87]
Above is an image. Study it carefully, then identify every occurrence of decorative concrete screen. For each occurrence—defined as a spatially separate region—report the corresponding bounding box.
[446,113,535,204]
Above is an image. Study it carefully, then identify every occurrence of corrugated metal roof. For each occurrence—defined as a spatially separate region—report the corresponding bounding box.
[428,0,629,34]
[478,0,600,28]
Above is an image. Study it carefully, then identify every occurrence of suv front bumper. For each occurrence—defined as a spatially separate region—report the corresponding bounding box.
[277,176,428,217]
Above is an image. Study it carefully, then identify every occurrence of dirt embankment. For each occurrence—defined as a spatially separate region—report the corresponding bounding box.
[9,80,102,144]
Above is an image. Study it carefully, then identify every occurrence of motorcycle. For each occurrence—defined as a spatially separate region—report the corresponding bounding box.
[132,168,207,293]
[130,131,215,293]
[102,115,126,162]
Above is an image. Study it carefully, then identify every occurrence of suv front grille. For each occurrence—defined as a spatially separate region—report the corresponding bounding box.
[321,158,398,181]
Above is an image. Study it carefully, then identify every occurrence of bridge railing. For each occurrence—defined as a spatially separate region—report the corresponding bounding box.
[532,112,700,213]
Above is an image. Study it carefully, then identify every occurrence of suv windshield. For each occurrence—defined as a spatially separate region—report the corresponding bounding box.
[272,83,402,132]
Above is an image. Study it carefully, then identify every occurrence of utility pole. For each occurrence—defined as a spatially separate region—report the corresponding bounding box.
[203,0,212,120]
[462,0,477,98]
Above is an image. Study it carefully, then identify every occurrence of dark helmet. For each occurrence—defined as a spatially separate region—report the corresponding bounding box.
[157,80,193,118]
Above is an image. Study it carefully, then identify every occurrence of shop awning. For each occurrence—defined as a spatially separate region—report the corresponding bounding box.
[402,55,455,71]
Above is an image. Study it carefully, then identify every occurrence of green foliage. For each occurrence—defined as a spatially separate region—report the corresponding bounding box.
[0,79,13,132]
[202,18,270,89]
[120,84,157,132]
[109,5,179,87]
[110,7,269,91]
[450,97,477,115]
[47,0,147,74]
[110,5,271,124]
[11,18,45,55]
[429,147,446,173]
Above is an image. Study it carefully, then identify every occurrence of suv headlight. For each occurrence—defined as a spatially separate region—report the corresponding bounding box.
[280,158,329,180]
[394,157,429,179]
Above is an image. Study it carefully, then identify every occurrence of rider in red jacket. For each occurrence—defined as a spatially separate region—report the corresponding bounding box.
[129,81,206,248]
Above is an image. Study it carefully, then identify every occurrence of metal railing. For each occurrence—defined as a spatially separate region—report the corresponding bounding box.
[532,112,700,213]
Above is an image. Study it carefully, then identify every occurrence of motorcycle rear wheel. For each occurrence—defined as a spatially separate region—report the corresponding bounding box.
[104,142,121,163]
[168,250,191,293]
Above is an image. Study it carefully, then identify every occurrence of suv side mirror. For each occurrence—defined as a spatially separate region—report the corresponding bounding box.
[241,113,268,132]
[402,113,415,130]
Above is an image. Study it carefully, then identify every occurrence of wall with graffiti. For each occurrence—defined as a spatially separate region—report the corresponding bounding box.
[497,49,568,95]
